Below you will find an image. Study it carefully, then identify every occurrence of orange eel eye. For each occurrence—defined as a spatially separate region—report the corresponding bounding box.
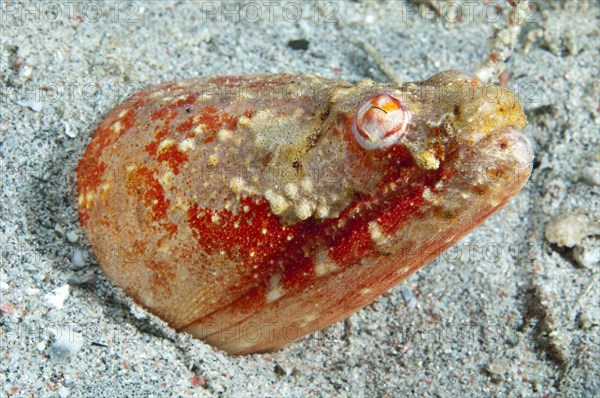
[352,93,411,150]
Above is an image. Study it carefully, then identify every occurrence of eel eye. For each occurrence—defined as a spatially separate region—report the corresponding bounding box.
[352,93,411,150]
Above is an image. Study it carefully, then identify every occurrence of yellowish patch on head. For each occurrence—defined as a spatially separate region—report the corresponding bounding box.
[158,171,174,188]
[238,115,251,126]
[208,154,218,166]
[420,149,439,170]
[171,196,188,212]
[126,163,138,173]
[284,183,299,200]
[229,177,246,194]
[300,178,313,193]
[295,199,313,220]
[265,190,289,215]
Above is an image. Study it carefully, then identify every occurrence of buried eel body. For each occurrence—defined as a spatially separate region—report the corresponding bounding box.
[77,70,532,354]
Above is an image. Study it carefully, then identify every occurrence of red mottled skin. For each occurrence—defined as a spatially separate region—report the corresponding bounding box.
[77,71,532,354]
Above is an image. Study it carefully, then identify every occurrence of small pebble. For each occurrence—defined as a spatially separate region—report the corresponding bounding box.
[486,358,510,375]
[545,213,599,248]
[62,120,78,138]
[581,166,600,186]
[46,328,84,363]
[25,287,40,295]
[58,386,70,398]
[16,99,43,112]
[72,249,86,268]
[54,224,66,238]
[66,230,79,243]
[36,341,46,352]
[400,288,412,303]
[573,237,600,268]
[45,284,70,309]
[0,281,8,291]
[577,311,593,330]
[67,270,96,285]
[287,39,309,50]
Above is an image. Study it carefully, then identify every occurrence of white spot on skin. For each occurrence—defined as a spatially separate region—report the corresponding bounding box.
[316,204,329,218]
[360,288,372,295]
[112,121,122,133]
[118,109,128,118]
[85,191,94,209]
[218,129,233,141]
[266,274,283,302]
[77,193,84,206]
[368,221,388,246]
[315,261,339,277]
[193,124,205,135]
[422,187,441,205]
[300,313,318,327]
[100,183,111,200]
[265,190,289,215]
[140,291,156,308]
[158,138,175,153]
[178,138,195,152]
[315,249,340,276]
